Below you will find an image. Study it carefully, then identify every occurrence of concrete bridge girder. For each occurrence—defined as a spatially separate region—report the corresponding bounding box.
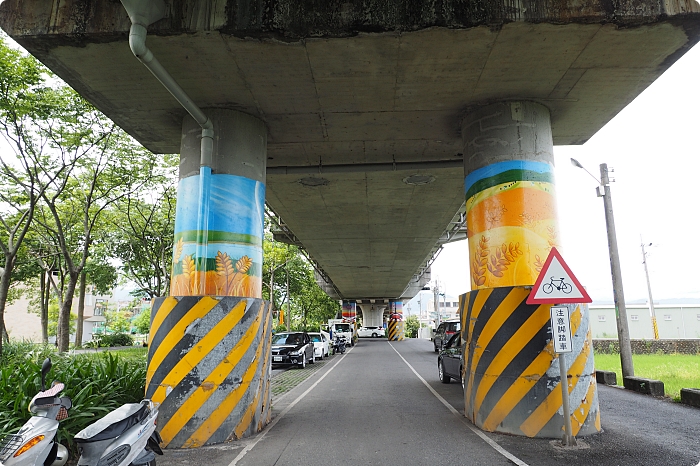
[2,0,699,300]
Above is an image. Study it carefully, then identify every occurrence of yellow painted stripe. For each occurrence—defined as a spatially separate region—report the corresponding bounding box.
[594,407,601,431]
[482,346,555,431]
[466,288,527,406]
[233,304,272,439]
[150,297,179,343]
[519,328,592,437]
[159,309,262,447]
[151,300,248,404]
[146,297,219,388]
[571,378,597,436]
[481,305,582,431]
[473,304,550,415]
[183,316,265,447]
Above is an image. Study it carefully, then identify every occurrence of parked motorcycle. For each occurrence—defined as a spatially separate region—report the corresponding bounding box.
[0,358,71,466]
[74,399,162,466]
[332,335,347,354]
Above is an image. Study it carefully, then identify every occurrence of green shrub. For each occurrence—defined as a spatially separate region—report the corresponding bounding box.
[0,342,147,456]
[89,333,134,348]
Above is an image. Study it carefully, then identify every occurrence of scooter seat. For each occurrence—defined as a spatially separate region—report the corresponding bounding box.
[75,403,149,443]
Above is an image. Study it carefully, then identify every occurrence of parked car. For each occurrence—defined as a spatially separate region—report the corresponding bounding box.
[271,332,315,368]
[438,332,463,387]
[433,319,461,352]
[308,331,330,360]
[357,326,385,338]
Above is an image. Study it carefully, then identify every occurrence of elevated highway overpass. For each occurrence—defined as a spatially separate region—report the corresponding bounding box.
[2,0,699,448]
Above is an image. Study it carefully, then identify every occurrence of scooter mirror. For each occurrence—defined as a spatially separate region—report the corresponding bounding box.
[41,358,52,391]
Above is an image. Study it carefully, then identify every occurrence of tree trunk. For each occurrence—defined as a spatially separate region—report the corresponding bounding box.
[57,272,78,352]
[0,255,15,355]
[40,269,48,343]
[74,271,86,347]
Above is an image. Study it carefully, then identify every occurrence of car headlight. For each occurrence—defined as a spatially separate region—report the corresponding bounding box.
[289,350,301,356]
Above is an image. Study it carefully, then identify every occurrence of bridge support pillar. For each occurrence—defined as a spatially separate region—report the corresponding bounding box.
[358,304,385,328]
[460,101,600,437]
[388,301,404,341]
[147,110,272,447]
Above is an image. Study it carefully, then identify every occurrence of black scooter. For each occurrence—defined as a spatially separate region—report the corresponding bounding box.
[332,335,347,354]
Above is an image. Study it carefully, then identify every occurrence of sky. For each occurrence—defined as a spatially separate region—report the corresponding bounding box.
[430,42,700,305]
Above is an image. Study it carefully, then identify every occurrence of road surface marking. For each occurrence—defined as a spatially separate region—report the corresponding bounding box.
[389,342,530,466]
[228,346,353,465]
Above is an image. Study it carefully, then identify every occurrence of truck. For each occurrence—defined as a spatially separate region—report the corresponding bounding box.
[326,319,356,347]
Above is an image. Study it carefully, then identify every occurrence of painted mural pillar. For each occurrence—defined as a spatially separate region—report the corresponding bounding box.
[460,101,599,438]
[387,301,404,341]
[146,110,272,448]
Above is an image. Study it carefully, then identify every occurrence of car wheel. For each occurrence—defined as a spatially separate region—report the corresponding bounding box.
[372,333,377,338]
[439,360,451,384]
[299,353,306,369]
[434,342,439,353]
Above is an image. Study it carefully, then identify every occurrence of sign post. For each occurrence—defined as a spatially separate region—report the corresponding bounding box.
[527,248,591,447]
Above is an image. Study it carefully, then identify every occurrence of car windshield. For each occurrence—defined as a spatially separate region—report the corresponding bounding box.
[272,333,303,345]
[309,335,322,343]
[335,324,351,332]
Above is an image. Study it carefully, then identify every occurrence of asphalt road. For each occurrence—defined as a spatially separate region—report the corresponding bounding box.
[161,338,700,466]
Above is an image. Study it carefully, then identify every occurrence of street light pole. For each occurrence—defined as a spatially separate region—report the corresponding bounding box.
[571,159,634,378]
[640,239,658,339]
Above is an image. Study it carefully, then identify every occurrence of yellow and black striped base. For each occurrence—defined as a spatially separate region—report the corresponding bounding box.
[388,320,404,341]
[461,286,600,438]
[146,296,272,448]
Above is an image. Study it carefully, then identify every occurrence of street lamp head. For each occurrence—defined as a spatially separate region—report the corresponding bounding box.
[570,158,584,169]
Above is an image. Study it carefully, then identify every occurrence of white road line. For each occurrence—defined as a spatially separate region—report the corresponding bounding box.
[228,346,353,466]
[389,342,530,466]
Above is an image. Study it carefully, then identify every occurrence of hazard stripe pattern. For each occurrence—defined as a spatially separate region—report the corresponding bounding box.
[146,296,272,448]
[461,286,600,438]
[388,320,404,341]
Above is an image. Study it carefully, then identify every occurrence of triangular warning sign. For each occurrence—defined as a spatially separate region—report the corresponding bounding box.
[527,247,592,304]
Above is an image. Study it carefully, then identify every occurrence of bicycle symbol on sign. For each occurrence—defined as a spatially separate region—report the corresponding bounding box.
[542,277,573,294]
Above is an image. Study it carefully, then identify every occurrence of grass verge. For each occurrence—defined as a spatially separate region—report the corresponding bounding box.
[594,352,700,400]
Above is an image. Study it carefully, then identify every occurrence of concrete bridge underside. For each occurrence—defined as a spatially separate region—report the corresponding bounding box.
[2,0,699,302]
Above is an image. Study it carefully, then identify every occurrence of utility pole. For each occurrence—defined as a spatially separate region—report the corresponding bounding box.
[433,281,440,327]
[641,238,658,339]
[599,163,634,377]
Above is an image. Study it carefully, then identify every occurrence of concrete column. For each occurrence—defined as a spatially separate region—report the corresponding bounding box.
[460,101,599,438]
[388,301,404,341]
[147,110,272,448]
[171,109,267,298]
[358,304,384,328]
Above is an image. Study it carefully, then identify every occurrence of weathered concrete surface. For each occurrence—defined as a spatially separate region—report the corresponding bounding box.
[680,388,700,407]
[2,0,699,302]
[623,375,665,396]
[596,370,618,385]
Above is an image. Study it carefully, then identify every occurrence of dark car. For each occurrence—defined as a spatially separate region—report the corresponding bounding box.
[438,332,463,387]
[433,319,460,352]
[271,332,315,369]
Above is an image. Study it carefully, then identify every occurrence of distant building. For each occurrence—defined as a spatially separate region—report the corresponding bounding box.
[589,303,700,339]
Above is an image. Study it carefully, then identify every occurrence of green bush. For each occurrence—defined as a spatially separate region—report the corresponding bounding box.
[89,333,134,348]
[0,342,147,456]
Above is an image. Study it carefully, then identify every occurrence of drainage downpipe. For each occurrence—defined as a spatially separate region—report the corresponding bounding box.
[127,21,213,294]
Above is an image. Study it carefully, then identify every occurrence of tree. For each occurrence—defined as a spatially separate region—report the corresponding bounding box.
[33,106,159,352]
[0,37,70,354]
[109,164,177,299]
[405,315,420,338]
[104,309,131,334]
[133,309,151,334]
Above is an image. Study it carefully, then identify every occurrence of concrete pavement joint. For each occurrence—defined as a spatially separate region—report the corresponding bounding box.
[388,342,530,466]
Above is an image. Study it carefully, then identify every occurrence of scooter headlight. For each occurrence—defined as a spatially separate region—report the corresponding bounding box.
[14,435,45,457]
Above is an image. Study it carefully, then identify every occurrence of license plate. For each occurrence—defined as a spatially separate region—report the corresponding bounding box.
[273,356,282,362]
